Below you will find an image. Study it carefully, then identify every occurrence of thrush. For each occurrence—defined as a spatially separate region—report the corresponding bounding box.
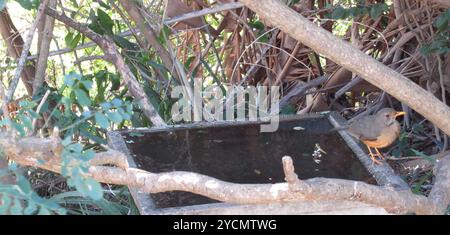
[340,108,405,164]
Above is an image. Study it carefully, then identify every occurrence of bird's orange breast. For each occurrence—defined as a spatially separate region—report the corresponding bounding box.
[362,139,393,148]
[362,122,401,148]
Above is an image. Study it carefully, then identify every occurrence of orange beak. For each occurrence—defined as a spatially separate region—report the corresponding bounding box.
[395,111,406,118]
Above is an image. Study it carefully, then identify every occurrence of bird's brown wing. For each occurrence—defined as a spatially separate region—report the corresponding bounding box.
[347,116,381,141]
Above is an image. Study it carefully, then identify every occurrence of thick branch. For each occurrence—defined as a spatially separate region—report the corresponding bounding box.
[239,0,450,136]
[32,0,57,94]
[1,133,449,215]
[429,156,450,214]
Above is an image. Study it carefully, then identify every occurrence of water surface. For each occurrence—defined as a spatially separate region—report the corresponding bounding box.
[123,117,374,208]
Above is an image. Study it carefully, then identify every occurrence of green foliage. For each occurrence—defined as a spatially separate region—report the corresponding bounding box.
[14,0,39,10]
[392,130,436,165]
[63,72,92,107]
[61,139,103,201]
[280,104,297,115]
[65,32,82,51]
[0,0,6,10]
[50,188,138,215]
[249,18,269,43]
[0,68,137,212]
[0,100,39,137]
[94,112,109,129]
[51,72,133,144]
[412,171,433,195]
[325,2,389,20]
[0,168,66,215]
[421,9,450,55]
[434,9,450,31]
[88,8,115,36]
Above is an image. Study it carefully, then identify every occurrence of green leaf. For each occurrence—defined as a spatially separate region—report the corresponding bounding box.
[65,32,74,48]
[410,149,436,164]
[83,149,95,161]
[111,98,123,107]
[61,136,72,146]
[0,0,6,11]
[97,9,114,34]
[332,6,346,19]
[369,3,388,19]
[248,20,265,30]
[38,207,51,215]
[15,0,39,10]
[117,107,131,120]
[0,194,12,214]
[63,73,81,87]
[80,80,93,89]
[109,74,121,91]
[20,115,32,130]
[70,33,82,50]
[112,35,136,50]
[348,7,362,17]
[370,6,380,19]
[93,199,122,215]
[412,172,433,195]
[11,121,25,137]
[24,202,38,215]
[100,102,112,110]
[95,112,109,129]
[10,198,23,215]
[106,111,123,124]
[433,10,449,31]
[88,9,106,36]
[280,104,297,115]
[79,128,107,144]
[75,178,103,201]
[65,32,82,50]
[69,0,78,7]
[74,89,91,106]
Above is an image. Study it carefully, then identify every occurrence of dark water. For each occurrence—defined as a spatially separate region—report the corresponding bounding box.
[123,117,374,209]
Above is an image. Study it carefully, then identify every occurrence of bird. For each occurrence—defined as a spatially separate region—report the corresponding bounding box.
[339,108,405,164]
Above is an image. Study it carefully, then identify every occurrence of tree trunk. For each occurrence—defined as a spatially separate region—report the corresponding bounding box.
[33,0,57,94]
[0,9,35,95]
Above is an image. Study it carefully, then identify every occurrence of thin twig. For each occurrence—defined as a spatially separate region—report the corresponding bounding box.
[6,0,50,103]
[31,89,51,134]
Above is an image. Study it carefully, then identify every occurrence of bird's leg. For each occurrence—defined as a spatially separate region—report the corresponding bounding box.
[374,148,385,160]
[366,145,382,164]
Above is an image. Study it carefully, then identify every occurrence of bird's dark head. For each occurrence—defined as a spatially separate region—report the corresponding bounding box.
[376,108,405,125]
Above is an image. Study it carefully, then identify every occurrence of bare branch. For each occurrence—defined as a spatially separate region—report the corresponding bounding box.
[164,2,243,25]
[74,55,107,65]
[426,0,450,8]
[1,133,449,214]
[6,0,50,102]
[239,0,450,136]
